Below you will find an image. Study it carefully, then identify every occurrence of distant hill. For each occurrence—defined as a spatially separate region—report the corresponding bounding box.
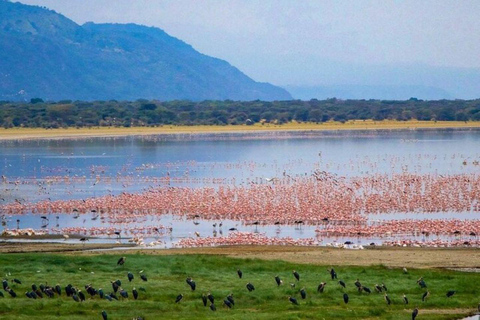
[0,0,291,101]
[285,85,454,101]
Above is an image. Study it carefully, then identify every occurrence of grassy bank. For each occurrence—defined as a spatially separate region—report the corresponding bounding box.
[0,253,478,319]
[1,120,480,140]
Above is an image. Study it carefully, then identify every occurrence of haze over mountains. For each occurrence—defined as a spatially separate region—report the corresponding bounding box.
[0,0,291,101]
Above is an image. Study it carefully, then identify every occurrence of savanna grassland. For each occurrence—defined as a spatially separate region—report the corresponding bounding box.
[0,251,478,320]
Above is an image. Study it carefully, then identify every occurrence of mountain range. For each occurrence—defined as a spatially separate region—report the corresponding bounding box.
[0,0,291,101]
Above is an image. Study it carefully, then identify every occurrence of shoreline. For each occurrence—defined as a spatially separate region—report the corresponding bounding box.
[1,120,480,141]
[1,242,479,268]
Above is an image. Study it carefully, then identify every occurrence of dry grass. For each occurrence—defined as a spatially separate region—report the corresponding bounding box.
[1,120,480,140]
[3,243,479,269]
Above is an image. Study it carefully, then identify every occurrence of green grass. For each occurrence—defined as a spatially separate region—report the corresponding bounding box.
[0,253,478,319]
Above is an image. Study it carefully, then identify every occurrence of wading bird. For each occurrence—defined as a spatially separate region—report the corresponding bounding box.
[246,283,255,292]
[403,294,409,304]
[412,308,418,320]
[293,270,300,281]
[102,310,107,320]
[289,296,299,305]
[300,288,306,299]
[317,282,326,293]
[237,269,243,279]
[384,293,391,305]
[338,280,346,288]
[275,276,282,286]
[446,290,456,298]
[175,294,183,303]
[343,293,349,304]
[117,257,126,266]
[422,291,430,302]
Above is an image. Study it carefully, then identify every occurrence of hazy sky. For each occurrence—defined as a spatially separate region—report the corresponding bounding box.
[17,0,480,87]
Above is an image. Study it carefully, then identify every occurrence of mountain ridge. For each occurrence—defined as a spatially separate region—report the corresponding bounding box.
[0,0,291,101]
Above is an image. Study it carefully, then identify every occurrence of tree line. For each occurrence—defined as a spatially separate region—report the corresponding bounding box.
[0,98,479,129]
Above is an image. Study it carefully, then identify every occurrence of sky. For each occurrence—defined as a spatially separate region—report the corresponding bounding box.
[16,0,480,98]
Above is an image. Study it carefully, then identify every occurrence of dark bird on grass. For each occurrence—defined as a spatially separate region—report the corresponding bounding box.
[293,270,300,281]
[133,288,138,300]
[98,288,104,299]
[381,283,388,292]
[210,303,216,311]
[72,294,80,302]
[2,280,8,290]
[32,284,37,292]
[111,281,119,293]
[412,308,418,320]
[363,286,371,294]
[237,269,243,279]
[86,285,96,297]
[207,292,214,304]
[329,268,337,280]
[417,277,427,288]
[7,289,16,297]
[227,293,234,306]
[403,294,409,304]
[201,293,208,306]
[289,296,299,305]
[65,285,73,297]
[338,280,346,288]
[224,299,233,308]
[102,310,107,320]
[104,294,112,302]
[39,284,45,292]
[115,279,122,286]
[117,257,126,265]
[175,294,183,303]
[45,288,54,298]
[422,291,430,302]
[78,290,86,301]
[343,293,349,304]
[139,287,146,292]
[354,279,361,288]
[128,272,134,282]
[120,289,128,299]
[110,292,118,300]
[375,284,383,293]
[446,290,456,298]
[275,275,282,286]
[0,291,4,297]
[246,282,255,292]
[25,291,32,299]
[140,274,148,282]
[35,289,43,298]
[317,282,326,293]
[55,284,61,295]
[188,280,196,291]
[384,293,391,305]
[13,279,21,284]
[403,267,408,274]
[300,288,306,299]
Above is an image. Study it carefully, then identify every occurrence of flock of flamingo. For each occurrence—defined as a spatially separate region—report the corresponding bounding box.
[1,155,479,248]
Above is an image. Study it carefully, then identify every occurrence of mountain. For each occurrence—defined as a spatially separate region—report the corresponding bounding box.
[0,1,291,101]
[285,84,454,101]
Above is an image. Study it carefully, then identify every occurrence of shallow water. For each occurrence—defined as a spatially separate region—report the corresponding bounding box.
[1,129,480,246]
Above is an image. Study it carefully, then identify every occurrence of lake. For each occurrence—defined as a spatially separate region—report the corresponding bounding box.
[1,129,479,248]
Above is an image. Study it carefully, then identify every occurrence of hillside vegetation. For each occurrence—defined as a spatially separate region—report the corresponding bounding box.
[0,98,479,128]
